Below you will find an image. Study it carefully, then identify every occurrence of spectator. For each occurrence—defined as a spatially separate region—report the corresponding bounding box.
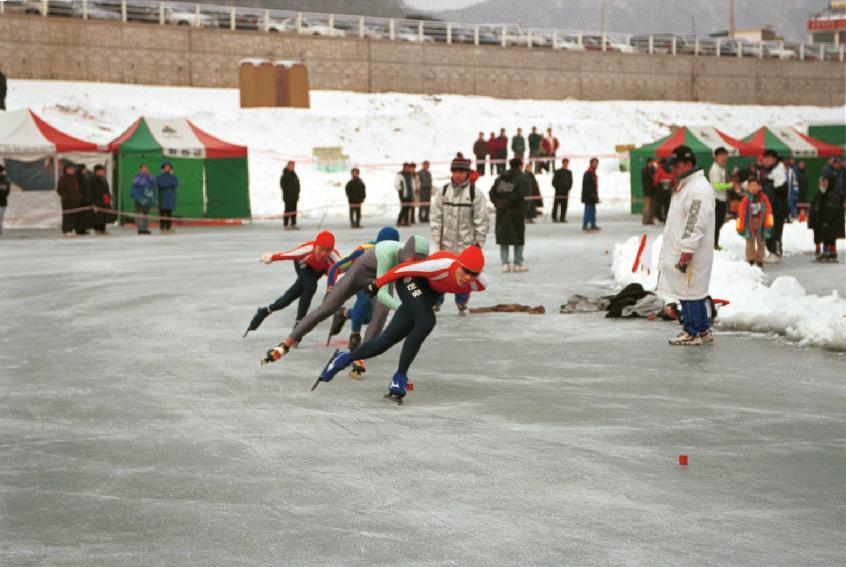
[833,158,844,197]
[761,150,788,262]
[280,160,300,230]
[581,157,600,231]
[523,161,542,223]
[796,160,809,215]
[430,156,490,313]
[486,132,497,175]
[418,160,432,223]
[56,163,82,236]
[0,164,9,235]
[489,158,528,273]
[658,145,716,346]
[495,128,509,175]
[652,159,675,222]
[345,167,365,228]
[785,157,799,219]
[511,127,526,161]
[395,162,416,226]
[91,164,114,235]
[130,164,157,235]
[75,164,94,235]
[540,128,559,173]
[0,66,6,111]
[809,174,845,262]
[736,176,773,268]
[552,158,573,223]
[156,161,178,233]
[409,162,419,224]
[708,147,732,250]
[473,132,488,176]
[528,126,542,168]
[640,157,657,225]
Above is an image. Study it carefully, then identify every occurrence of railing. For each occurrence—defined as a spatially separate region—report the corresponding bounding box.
[4,0,845,63]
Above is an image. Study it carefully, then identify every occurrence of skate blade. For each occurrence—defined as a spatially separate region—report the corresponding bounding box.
[310,377,322,391]
[383,393,404,405]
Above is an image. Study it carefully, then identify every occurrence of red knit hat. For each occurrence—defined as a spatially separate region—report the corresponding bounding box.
[458,246,485,274]
[315,230,335,249]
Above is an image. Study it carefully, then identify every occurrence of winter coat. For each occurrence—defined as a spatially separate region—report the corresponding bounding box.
[808,183,846,242]
[640,164,656,197]
[155,172,179,210]
[418,170,433,203]
[0,173,10,207]
[495,135,509,158]
[345,177,366,204]
[708,162,732,202]
[77,170,95,206]
[130,172,157,208]
[796,168,809,205]
[0,71,6,98]
[395,172,416,201]
[526,171,542,209]
[581,168,598,204]
[511,135,526,155]
[736,192,774,240]
[57,173,82,208]
[552,167,573,195]
[763,162,787,218]
[528,132,542,156]
[653,167,675,193]
[430,179,490,252]
[657,168,715,301]
[541,136,559,156]
[92,175,116,225]
[489,167,527,246]
[473,139,488,159]
[280,169,300,203]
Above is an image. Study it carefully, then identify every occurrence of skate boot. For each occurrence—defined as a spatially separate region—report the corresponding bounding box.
[319,350,352,383]
[348,332,362,350]
[668,331,703,346]
[261,342,290,364]
[244,306,271,337]
[326,309,348,345]
[383,372,408,405]
[349,359,366,380]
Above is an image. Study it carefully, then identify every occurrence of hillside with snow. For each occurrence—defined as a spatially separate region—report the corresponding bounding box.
[8,79,844,220]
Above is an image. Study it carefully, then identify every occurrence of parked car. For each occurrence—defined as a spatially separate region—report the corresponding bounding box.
[275,17,346,37]
[165,7,216,28]
[395,25,434,42]
[552,34,586,51]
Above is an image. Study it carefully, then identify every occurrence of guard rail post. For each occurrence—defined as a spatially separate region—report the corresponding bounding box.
[263,10,269,32]
[447,22,452,45]
[473,25,479,46]
[694,37,699,56]
[759,41,764,58]
[229,6,235,30]
[648,35,653,55]
[295,12,301,33]
[82,0,88,20]
[671,36,676,55]
[389,19,395,41]
[527,29,532,48]
[121,0,126,23]
[41,0,47,17]
[601,33,606,52]
[194,4,200,28]
[799,42,804,60]
[501,25,507,47]
[358,15,364,39]
[159,2,164,25]
[716,38,721,57]
[328,14,334,34]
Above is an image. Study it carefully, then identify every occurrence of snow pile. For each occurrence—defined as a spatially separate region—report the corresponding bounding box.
[612,223,846,350]
[9,79,845,219]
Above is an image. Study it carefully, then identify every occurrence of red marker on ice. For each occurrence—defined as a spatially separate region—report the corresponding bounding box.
[679,454,688,466]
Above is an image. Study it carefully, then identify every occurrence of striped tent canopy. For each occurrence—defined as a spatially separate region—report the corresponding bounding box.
[0,108,104,157]
[743,126,845,158]
[109,117,247,158]
[636,126,760,159]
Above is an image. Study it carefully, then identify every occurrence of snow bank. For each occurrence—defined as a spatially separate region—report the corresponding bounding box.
[612,222,846,350]
[8,79,845,219]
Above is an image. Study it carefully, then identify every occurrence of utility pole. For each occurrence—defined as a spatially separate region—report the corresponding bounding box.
[729,0,736,37]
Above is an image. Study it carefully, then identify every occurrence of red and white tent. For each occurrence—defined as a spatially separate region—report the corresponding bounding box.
[0,109,110,228]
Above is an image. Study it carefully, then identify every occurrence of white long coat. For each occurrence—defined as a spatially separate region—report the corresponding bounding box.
[657,169,715,301]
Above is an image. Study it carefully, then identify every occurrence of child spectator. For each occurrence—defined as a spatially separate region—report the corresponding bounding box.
[736,176,773,267]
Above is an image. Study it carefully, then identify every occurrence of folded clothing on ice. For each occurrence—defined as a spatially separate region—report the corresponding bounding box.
[469,304,546,314]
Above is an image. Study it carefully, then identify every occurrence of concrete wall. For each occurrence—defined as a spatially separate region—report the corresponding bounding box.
[2,14,844,106]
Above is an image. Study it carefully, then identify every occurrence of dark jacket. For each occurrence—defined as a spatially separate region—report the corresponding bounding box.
[418,169,432,202]
[511,135,526,155]
[581,168,598,204]
[796,168,808,205]
[809,180,846,242]
[528,132,542,155]
[280,169,300,203]
[495,135,509,158]
[77,170,95,206]
[488,167,527,246]
[345,177,366,204]
[155,172,179,210]
[0,71,6,99]
[552,167,573,196]
[57,173,82,208]
[92,174,116,225]
[473,139,488,159]
[640,164,655,197]
[0,173,9,207]
[525,171,542,211]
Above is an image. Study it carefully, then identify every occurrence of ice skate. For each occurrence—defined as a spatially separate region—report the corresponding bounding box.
[349,360,366,380]
[348,332,362,350]
[326,309,347,345]
[244,306,270,337]
[261,342,290,365]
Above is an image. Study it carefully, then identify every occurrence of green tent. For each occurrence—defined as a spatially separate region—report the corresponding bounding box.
[808,123,846,152]
[628,126,759,214]
[110,117,250,221]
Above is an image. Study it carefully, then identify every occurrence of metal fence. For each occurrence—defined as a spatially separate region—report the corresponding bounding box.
[5,0,845,63]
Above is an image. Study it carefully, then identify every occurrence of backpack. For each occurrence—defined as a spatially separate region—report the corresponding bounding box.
[443,182,475,202]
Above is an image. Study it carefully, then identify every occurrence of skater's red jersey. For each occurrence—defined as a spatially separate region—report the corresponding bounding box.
[270,242,341,272]
[375,251,487,294]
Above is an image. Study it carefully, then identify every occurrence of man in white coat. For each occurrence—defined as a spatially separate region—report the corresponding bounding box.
[657,145,716,346]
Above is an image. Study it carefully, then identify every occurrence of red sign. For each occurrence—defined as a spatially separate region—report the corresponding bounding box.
[808,17,846,31]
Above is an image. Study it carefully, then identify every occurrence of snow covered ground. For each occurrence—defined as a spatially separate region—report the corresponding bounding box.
[8,79,846,219]
[613,222,846,350]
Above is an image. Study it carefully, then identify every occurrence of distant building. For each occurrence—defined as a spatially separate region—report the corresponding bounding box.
[808,1,846,44]
[710,26,783,42]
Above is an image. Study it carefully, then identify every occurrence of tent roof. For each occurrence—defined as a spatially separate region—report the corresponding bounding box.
[109,117,247,159]
[633,126,759,158]
[0,109,102,155]
[743,126,845,158]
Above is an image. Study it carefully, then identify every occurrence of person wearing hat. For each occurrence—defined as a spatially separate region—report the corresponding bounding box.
[429,156,490,313]
[708,147,733,249]
[245,230,340,339]
[657,145,716,346]
[761,149,788,262]
[156,161,179,233]
[316,246,487,404]
[0,164,9,235]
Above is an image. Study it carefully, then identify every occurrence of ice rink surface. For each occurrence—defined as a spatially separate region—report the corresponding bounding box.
[1,215,844,566]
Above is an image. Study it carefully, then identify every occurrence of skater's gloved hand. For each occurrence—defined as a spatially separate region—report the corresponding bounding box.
[260,253,273,264]
[675,252,693,273]
[365,281,379,296]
